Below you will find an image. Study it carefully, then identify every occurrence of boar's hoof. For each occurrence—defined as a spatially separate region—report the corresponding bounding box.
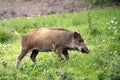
[59,58,64,61]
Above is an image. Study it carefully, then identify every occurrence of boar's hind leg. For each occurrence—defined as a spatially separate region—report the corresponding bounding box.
[62,50,69,61]
[16,48,29,68]
[30,49,38,63]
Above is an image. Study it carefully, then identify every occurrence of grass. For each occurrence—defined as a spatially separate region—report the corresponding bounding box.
[0,7,120,80]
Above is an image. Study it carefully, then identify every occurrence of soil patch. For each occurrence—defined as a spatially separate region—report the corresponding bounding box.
[0,0,91,19]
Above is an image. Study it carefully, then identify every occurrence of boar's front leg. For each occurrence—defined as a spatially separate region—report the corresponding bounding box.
[55,48,64,60]
[62,50,69,61]
[30,49,38,63]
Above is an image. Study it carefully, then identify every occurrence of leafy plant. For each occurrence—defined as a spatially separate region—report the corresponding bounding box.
[87,12,99,35]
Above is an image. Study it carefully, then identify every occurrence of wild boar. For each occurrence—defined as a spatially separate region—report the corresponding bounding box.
[16,28,89,68]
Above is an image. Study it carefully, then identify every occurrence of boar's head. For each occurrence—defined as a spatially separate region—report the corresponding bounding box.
[72,31,89,53]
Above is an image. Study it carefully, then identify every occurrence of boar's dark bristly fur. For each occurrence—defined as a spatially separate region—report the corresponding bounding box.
[16,28,89,68]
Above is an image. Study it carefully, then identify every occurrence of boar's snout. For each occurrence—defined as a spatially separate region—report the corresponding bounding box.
[81,47,89,53]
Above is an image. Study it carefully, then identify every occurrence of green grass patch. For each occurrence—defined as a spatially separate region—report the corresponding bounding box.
[0,7,120,80]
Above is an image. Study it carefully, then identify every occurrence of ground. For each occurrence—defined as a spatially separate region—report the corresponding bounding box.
[0,0,91,19]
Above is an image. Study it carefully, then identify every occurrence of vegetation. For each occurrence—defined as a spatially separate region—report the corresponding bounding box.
[88,0,120,6]
[0,7,120,80]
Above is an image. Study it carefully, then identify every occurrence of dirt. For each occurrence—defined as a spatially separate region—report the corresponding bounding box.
[0,0,91,19]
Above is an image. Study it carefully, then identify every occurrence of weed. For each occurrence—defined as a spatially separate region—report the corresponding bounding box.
[56,70,73,80]
[87,12,99,35]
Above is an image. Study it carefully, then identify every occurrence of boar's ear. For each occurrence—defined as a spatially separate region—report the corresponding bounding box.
[73,31,80,39]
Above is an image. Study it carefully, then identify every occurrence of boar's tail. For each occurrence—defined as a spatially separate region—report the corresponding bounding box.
[12,30,22,37]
